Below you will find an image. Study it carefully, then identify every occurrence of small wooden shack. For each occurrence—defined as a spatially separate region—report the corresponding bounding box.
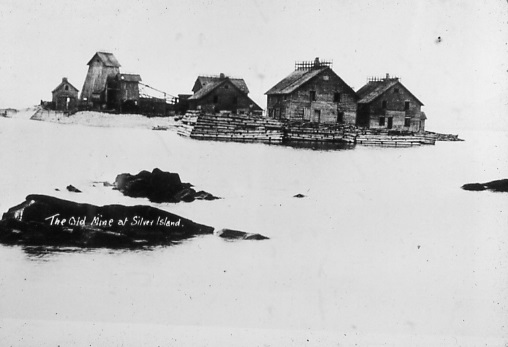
[187,74,262,115]
[80,52,121,108]
[356,74,426,132]
[265,58,358,124]
[52,77,79,111]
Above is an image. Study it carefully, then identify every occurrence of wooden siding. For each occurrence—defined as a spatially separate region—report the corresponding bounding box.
[358,83,425,132]
[267,69,357,125]
[52,81,79,111]
[80,59,120,103]
[189,80,261,114]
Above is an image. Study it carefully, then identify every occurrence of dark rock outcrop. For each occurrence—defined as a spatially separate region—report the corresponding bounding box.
[0,195,214,248]
[217,228,269,241]
[66,185,82,193]
[293,193,306,198]
[461,179,508,193]
[114,168,220,203]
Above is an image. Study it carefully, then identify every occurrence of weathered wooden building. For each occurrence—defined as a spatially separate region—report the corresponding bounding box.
[265,58,358,124]
[187,74,262,115]
[356,74,426,132]
[106,73,142,112]
[52,77,79,111]
[80,52,121,108]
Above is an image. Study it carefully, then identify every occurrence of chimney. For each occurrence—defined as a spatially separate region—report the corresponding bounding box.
[385,73,390,80]
[219,73,225,79]
[314,57,320,67]
[62,77,68,82]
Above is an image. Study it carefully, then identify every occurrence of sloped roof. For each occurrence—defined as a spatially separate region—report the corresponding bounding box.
[189,78,250,100]
[265,67,330,95]
[193,76,249,94]
[52,78,79,93]
[357,79,424,105]
[87,52,121,67]
[119,74,142,82]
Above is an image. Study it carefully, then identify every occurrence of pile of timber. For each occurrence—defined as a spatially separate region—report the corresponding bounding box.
[354,133,436,147]
[425,131,464,141]
[283,123,435,146]
[177,111,284,144]
[285,124,346,142]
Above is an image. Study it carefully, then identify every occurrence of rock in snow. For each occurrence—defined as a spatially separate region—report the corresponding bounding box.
[216,228,269,240]
[461,179,508,193]
[114,168,220,203]
[0,195,214,248]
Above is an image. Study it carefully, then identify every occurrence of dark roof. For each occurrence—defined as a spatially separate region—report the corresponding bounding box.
[52,78,79,93]
[357,79,424,105]
[193,76,249,94]
[189,78,249,100]
[265,67,329,95]
[87,52,121,67]
[118,74,141,82]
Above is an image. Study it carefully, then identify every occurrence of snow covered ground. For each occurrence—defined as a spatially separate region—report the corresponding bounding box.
[0,113,507,346]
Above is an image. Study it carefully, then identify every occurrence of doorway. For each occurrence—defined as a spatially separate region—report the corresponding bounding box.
[387,117,393,129]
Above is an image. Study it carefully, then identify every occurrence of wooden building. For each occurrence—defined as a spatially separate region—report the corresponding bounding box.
[80,52,121,108]
[265,58,358,124]
[52,77,79,111]
[187,74,262,115]
[356,74,426,132]
[106,73,142,112]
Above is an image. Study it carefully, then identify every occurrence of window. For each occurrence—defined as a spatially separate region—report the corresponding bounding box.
[213,95,219,103]
[382,100,387,109]
[337,112,344,123]
[394,88,399,94]
[323,75,329,81]
[310,91,316,102]
[233,96,238,105]
[334,92,341,103]
[379,117,385,126]
[404,117,411,127]
[65,85,69,91]
[404,101,410,110]
[224,85,229,89]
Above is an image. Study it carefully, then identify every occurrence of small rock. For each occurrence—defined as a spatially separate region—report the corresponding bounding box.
[293,193,306,198]
[66,185,82,193]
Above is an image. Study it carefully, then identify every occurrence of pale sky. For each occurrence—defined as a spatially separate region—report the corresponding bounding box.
[1,0,507,131]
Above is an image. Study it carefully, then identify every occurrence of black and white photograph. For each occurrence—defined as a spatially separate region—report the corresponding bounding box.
[0,0,507,345]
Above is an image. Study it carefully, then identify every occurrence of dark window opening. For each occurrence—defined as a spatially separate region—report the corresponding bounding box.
[337,112,344,123]
[334,92,341,103]
[382,100,387,109]
[404,101,410,110]
[233,96,238,105]
[310,91,316,102]
[404,118,411,127]
[379,117,385,126]
[224,85,229,89]
[213,95,219,103]
[65,85,69,91]
[394,88,399,94]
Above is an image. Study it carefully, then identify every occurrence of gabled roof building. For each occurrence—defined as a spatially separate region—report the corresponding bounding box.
[265,58,358,124]
[80,52,121,106]
[356,74,426,132]
[188,73,262,115]
[52,77,79,111]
